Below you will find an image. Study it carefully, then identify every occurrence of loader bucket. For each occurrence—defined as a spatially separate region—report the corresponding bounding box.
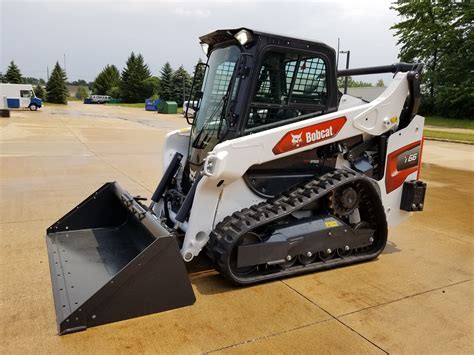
[46,182,196,335]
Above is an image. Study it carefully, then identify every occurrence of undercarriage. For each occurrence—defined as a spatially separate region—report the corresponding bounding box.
[208,170,387,284]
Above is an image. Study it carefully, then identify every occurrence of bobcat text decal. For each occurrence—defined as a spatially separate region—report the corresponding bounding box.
[272,116,347,155]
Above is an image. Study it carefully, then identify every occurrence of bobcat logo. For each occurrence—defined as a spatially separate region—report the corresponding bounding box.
[291,132,303,147]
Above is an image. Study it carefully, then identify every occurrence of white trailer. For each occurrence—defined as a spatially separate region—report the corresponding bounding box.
[0,83,43,111]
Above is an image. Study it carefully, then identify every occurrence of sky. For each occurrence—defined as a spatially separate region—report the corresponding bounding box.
[0,0,401,84]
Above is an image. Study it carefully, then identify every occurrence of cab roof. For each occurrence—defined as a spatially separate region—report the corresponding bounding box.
[199,27,335,54]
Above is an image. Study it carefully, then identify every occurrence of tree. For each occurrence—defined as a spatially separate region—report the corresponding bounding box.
[46,62,68,104]
[158,62,174,101]
[171,66,192,106]
[120,52,152,103]
[92,65,121,95]
[337,76,372,88]
[106,86,121,99]
[5,61,22,83]
[143,76,160,99]
[391,0,473,118]
[70,79,88,86]
[34,84,46,101]
[192,58,206,93]
[376,79,385,87]
[76,86,89,100]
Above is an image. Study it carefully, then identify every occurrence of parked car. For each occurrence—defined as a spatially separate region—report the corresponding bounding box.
[84,95,111,104]
[0,83,43,111]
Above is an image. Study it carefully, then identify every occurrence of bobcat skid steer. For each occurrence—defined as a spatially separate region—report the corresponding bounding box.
[46,28,427,334]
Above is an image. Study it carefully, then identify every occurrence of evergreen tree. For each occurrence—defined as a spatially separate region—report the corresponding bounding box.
[76,86,89,100]
[391,0,473,118]
[171,66,192,106]
[192,58,206,93]
[0,72,5,83]
[120,52,152,103]
[46,62,69,104]
[158,62,174,101]
[92,65,121,95]
[34,84,46,101]
[5,61,22,83]
[143,76,160,99]
[106,86,121,99]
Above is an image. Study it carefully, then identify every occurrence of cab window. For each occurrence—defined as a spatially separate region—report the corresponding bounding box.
[246,51,328,132]
[20,90,32,98]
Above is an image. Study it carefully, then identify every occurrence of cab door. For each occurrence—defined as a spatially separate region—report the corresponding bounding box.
[19,89,32,108]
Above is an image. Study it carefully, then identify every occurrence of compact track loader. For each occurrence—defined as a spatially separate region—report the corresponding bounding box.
[46,28,427,334]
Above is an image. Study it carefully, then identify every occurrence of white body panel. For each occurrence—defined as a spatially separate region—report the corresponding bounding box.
[160,72,424,261]
[0,84,39,109]
[90,95,111,103]
[378,115,424,226]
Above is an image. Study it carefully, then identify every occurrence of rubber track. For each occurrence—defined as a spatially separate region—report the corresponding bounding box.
[208,169,387,285]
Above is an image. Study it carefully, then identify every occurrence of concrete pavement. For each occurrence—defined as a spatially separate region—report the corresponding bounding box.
[1,102,472,354]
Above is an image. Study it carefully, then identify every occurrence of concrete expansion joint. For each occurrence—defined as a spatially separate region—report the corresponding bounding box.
[281,280,389,354]
[59,117,152,194]
[337,278,472,319]
[205,317,333,354]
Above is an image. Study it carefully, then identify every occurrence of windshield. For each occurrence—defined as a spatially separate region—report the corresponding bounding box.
[189,45,241,166]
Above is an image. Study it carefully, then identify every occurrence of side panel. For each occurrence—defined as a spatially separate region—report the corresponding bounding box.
[377,115,425,226]
[162,128,190,171]
[7,98,20,108]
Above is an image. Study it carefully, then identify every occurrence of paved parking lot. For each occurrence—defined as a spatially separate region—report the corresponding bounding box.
[1,102,472,354]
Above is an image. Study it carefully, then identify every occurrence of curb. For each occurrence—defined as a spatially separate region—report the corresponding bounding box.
[424,137,474,145]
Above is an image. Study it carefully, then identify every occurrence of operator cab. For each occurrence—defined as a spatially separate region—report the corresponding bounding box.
[187,28,339,177]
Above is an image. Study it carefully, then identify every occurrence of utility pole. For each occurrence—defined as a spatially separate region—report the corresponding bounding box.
[339,50,351,94]
[182,76,186,104]
[336,38,340,69]
[63,53,67,74]
[47,66,50,81]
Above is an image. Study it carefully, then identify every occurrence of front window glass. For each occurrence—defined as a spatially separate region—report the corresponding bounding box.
[189,45,241,163]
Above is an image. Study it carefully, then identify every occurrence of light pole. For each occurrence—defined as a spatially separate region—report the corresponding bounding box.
[339,50,351,94]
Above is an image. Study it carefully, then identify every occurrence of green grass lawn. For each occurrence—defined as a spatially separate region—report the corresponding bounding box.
[424,129,474,143]
[106,103,184,113]
[43,102,68,106]
[106,103,145,108]
[425,116,474,129]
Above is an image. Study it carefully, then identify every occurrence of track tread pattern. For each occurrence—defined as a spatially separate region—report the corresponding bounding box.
[207,169,387,284]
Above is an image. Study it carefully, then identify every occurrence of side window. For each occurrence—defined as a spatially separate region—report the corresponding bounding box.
[20,90,32,98]
[288,57,326,105]
[246,51,328,132]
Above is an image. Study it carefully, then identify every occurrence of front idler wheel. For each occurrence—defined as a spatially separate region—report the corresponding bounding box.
[229,232,261,276]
